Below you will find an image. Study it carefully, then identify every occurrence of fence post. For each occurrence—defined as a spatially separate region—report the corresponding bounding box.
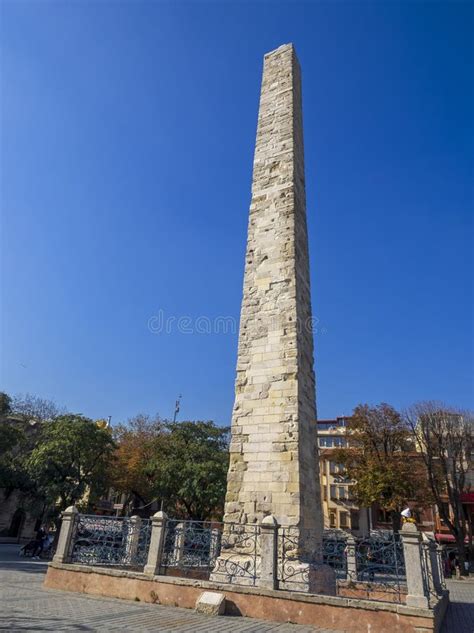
[173,522,185,565]
[124,515,141,565]
[428,541,444,595]
[144,511,168,576]
[259,514,278,590]
[53,505,79,564]
[209,527,221,561]
[401,522,429,608]
[346,535,357,582]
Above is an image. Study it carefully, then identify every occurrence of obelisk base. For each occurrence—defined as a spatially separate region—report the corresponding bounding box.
[210,555,336,595]
[210,553,260,587]
[278,560,336,595]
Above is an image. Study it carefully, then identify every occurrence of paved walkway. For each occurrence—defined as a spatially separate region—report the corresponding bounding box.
[0,545,339,632]
[2,545,472,632]
[441,578,474,633]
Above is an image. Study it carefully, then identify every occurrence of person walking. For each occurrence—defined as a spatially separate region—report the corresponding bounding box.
[32,525,47,560]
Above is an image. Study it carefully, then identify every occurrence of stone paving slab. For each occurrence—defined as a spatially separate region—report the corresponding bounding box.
[0,545,341,632]
[441,579,474,633]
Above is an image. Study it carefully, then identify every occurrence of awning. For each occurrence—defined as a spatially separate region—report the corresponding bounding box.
[460,492,474,504]
[435,533,470,544]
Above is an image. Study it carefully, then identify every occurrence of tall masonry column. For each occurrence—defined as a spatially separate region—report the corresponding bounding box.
[212,44,335,594]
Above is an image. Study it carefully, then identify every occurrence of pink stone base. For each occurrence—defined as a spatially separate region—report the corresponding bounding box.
[44,562,448,633]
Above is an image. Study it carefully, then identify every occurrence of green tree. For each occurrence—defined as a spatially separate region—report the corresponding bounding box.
[0,392,33,492]
[334,403,431,532]
[149,421,229,521]
[25,415,116,517]
[0,392,12,416]
[0,420,26,490]
[109,418,230,520]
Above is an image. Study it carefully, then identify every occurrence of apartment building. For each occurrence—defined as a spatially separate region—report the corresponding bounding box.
[317,417,370,536]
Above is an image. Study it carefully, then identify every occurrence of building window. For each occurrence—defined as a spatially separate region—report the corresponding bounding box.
[340,512,348,528]
[330,485,337,499]
[319,437,335,448]
[350,510,360,531]
[330,512,337,528]
[338,486,346,500]
[323,486,327,501]
[329,461,336,474]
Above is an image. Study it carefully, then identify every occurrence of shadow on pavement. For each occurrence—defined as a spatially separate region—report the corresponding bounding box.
[0,544,49,574]
[0,559,48,573]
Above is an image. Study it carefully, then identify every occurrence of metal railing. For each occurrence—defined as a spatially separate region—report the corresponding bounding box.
[346,534,405,602]
[277,529,406,602]
[70,515,151,569]
[64,512,446,605]
[421,541,446,599]
[159,519,259,584]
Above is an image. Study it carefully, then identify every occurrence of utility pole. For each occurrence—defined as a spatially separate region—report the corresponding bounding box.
[173,394,182,423]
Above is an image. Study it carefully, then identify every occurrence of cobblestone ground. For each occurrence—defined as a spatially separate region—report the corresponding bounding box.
[442,579,474,633]
[0,545,341,632]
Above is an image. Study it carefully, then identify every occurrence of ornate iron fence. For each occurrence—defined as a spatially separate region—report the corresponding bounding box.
[354,534,405,581]
[323,533,348,578]
[277,529,406,602]
[420,541,446,598]
[70,515,151,569]
[159,519,259,584]
[66,512,414,603]
[211,522,259,585]
[278,528,348,588]
[344,534,406,602]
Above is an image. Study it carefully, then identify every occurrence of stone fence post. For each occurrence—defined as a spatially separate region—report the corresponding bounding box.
[53,505,79,564]
[401,522,429,608]
[259,514,279,590]
[428,541,444,596]
[209,527,221,561]
[173,522,185,565]
[124,515,141,564]
[144,511,168,576]
[345,535,357,582]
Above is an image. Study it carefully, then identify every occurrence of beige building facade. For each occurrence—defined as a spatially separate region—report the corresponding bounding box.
[0,490,39,542]
[317,417,370,536]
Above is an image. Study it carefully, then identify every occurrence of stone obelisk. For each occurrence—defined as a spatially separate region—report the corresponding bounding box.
[215,44,334,593]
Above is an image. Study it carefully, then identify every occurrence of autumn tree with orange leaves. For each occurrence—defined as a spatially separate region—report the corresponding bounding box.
[334,403,431,532]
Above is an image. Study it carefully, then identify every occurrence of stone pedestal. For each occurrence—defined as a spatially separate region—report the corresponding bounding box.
[402,523,429,609]
[346,535,357,582]
[53,505,78,564]
[124,515,141,565]
[278,561,337,595]
[144,511,168,577]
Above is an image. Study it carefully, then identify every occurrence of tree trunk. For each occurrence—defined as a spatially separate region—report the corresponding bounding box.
[455,534,468,577]
[467,510,473,571]
[391,511,401,533]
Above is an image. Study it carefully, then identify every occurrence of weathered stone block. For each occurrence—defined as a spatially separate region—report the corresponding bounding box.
[195,591,226,616]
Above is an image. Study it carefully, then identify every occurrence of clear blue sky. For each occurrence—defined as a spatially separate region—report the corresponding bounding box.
[1,1,472,425]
